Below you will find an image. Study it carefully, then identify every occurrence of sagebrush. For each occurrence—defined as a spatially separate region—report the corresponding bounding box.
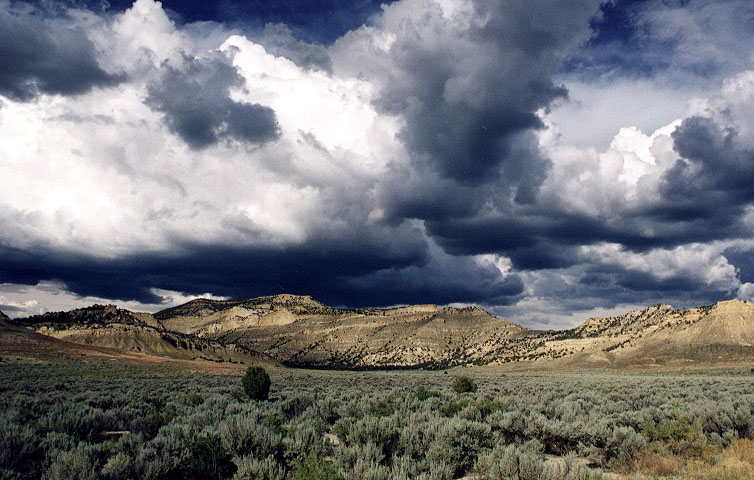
[2,361,754,479]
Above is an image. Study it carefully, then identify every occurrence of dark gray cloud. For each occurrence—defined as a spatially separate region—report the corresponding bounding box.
[724,247,754,284]
[350,0,616,295]
[339,243,524,307]
[361,0,604,274]
[0,304,23,316]
[372,0,598,189]
[0,5,123,101]
[0,220,522,308]
[397,116,754,320]
[378,166,488,224]
[578,266,731,308]
[490,256,740,328]
[654,116,754,222]
[427,203,747,256]
[146,54,280,149]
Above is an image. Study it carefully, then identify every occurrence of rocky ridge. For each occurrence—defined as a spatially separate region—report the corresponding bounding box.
[4,296,754,369]
[18,304,272,365]
[530,299,754,367]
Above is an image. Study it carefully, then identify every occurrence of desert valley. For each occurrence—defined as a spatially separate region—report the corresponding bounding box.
[3,0,754,478]
[3,297,754,479]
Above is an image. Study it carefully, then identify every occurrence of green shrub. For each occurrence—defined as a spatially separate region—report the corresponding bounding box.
[283,419,333,462]
[234,454,286,480]
[366,400,394,417]
[229,389,247,402]
[474,397,506,418]
[44,443,99,480]
[333,418,354,443]
[242,366,271,401]
[292,455,345,480]
[185,434,236,479]
[440,398,469,417]
[101,452,132,480]
[131,396,178,438]
[475,441,546,480]
[642,414,697,443]
[41,403,98,442]
[605,426,645,467]
[427,418,492,477]
[281,396,314,421]
[346,415,400,466]
[5,361,754,480]
[452,376,477,394]
[263,413,285,434]
[0,419,43,478]
[415,386,440,401]
[219,416,284,459]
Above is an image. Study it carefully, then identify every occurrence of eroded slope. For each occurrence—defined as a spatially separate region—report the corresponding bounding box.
[10,296,754,369]
[17,304,274,365]
[154,296,528,368]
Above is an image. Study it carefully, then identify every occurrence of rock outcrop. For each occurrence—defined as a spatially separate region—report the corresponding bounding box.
[17,304,272,365]
[10,296,754,369]
[528,299,754,367]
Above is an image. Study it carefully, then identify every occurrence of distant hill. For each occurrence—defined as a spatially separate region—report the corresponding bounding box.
[153,294,338,336]
[542,299,754,368]
[149,296,524,368]
[1,306,148,364]
[15,304,275,366]
[6,296,754,369]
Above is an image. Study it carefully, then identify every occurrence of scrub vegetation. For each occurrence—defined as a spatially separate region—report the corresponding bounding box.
[1,361,754,479]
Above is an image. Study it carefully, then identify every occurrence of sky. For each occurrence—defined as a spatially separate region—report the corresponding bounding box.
[1,0,753,328]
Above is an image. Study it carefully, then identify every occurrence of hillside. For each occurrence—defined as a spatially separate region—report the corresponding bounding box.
[15,304,275,365]
[146,296,526,368]
[153,294,338,336]
[149,296,754,369]
[528,299,754,368]
[7,297,754,369]
[1,306,146,364]
[207,304,528,369]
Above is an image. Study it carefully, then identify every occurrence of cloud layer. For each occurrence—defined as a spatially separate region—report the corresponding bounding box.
[0,0,753,326]
[0,3,123,101]
[146,53,280,148]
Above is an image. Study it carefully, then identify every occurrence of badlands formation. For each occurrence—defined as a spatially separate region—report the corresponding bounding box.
[3,294,754,369]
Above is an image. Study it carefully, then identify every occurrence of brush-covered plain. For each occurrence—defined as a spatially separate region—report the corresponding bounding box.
[2,361,754,479]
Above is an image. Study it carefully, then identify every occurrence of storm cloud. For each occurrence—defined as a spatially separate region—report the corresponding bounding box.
[0,227,524,309]
[0,3,123,101]
[353,0,599,187]
[657,117,754,221]
[146,54,280,148]
[1,0,753,326]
